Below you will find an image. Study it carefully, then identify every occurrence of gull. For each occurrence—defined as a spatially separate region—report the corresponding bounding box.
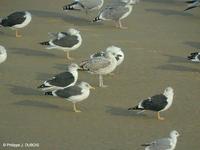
[38,63,80,91]
[45,81,95,112]
[187,52,200,62]
[0,45,7,64]
[141,130,180,150]
[80,50,118,87]
[0,11,32,37]
[93,0,139,29]
[40,28,82,60]
[184,0,200,11]
[128,87,174,120]
[63,0,104,14]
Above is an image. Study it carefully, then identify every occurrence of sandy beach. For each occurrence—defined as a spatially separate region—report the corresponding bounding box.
[0,0,200,149]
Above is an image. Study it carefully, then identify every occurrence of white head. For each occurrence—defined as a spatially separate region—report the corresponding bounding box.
[68,28,80,35]
[79,81,95,90]
[123,0,139,5]
[0,45,7,54]
[170,130,180,139]
[163,87,174,98]
[105,46,124,65]
[68,63,80,71]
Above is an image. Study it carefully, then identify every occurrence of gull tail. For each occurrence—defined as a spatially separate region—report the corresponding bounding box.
[187,52,198,60]
[184,5,198,11]
[39,41,50,46]
[78,61,90,71]
[37,84,50,89]
[45,91,53,96]
[63,2,82,11]
[128,105,143,111]
[93,16,102,22]
[141,143,150,147]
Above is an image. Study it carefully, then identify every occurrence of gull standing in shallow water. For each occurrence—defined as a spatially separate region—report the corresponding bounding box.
[128,87,174,120]
[80,49,118,87]
[0,45,7,64]
[45,81,95,112]
[93,0,139,29]
[141,130,180,150]
[40,28,82,60]
[37,63,80,91]
[63,0,104,14]
[0,11,32,37]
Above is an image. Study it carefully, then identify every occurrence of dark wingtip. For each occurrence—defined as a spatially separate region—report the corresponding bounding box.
[45,91,53,96]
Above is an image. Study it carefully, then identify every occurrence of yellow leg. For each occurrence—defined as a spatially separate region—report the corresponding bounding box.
[66,51,74,60]
[15,30,22,38]
[157,112,165,120]
[73,103,81,113]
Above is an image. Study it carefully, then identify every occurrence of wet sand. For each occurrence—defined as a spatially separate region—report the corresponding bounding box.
[0,0,200,149]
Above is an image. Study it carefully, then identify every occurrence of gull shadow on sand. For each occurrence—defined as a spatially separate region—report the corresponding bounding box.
[145,8,193,17]
[156,64,200,73]
[8,84,41,96]
[10,48,60,58]
[163,54,187,63]
[14,100,60,110]
[106,106,147,117]
[184,41,200,49]
[35,72,52,81]
[29,9,102,27]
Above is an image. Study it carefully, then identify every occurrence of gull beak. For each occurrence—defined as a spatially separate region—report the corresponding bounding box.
[90,86,95,90]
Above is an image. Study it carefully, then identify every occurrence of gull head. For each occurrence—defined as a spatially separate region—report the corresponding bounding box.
[79,82,95,90]
[170,130,180,138]
[163,87,174,97]
[68,63,80,70]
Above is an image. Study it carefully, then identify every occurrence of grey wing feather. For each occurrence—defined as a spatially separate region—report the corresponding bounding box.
[79,0,102,9]
[101,6,129,20]
[82,57,111,71]
[148,138,172,150]
[52,34,79,47]
[55,86,82,98]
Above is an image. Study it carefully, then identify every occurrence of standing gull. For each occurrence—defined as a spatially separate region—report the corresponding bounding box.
[128,87,174,120]
[63,0,104,14]
[0,45,7,64]
[45,81,95,112]
[38,63,80,91]
[141,130,180,150]
[184,0,200,11]
[90,45,124,67]
[80,50,118,87]
[0,11,32,37]
[187,52,200,62]
[40,28,82,60]
[93,0,139,29]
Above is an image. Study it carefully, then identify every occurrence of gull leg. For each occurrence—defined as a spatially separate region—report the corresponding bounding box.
[73,103,81,113]
[99,75,108,88]
[15,30,22,38]
[118,20,127,29]
[66,51,74,60]
[157,112,165,120]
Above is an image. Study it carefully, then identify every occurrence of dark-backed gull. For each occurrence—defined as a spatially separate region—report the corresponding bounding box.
[45,81,95,112]
[80,51,117,87]
[188,52,200,62]
[0,11,32,37]
[38,63,80,91]
[40,28,82,60]
[141,130,180,150]
[0,45,7,64]
[128,87,174,120]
